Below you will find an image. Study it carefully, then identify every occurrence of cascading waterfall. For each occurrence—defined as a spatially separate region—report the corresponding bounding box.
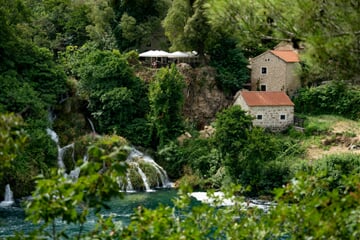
[47,127,171,192]
[133,162,152,192]
[0,184,14,207]
[121,148,172,192]
[87,118,97,134]
[46,128,74,170]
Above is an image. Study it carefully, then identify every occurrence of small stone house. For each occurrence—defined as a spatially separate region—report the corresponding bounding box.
[250,43,301,96]
[233,91,294,132]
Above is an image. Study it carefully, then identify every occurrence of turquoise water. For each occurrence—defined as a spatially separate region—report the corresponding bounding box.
[0,189,179,237]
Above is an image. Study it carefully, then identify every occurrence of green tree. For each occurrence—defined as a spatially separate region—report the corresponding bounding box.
[148,65,186,148]
[294,82,360,120]
[163,0,213,57]
[0,0,68,196]
[74,47,149,144]
[23,0,92,52]
[86,0,118,50]
[213,105,253,159]
[110,0,171,51]
[0,113,27,178]
[209,37,250,95]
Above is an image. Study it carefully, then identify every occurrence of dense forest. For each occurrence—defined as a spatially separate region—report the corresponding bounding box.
[1,0,360,239]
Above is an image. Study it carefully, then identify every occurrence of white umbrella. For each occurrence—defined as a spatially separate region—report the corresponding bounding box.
[168,51,190,58]
[139,50,169,57]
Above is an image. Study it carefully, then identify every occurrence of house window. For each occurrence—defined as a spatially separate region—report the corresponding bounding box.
[261,67,267,74]
[260,85,266,91]
[257,115,263,120]
[280,114,286,120]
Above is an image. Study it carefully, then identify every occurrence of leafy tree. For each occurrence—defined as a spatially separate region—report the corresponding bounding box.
[213,105,253,159]
[0,113,27,178]
[163,0,213,57]
[85,0,118,50]
[110,0,171,51]
[209,37,250,95]
[232,127,291,195]
[23,0,92,52]
[148,65,186,148]
[73,47,149,144]
[0,0,68,196]
[294,82,360,120]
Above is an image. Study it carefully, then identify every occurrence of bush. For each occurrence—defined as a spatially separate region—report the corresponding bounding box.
[209,38,250,95]
[294,81,360,120]
[296,153,360,192]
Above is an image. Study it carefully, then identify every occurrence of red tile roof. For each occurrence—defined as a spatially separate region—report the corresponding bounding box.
[241,91,294,106]
[270,50,299,62]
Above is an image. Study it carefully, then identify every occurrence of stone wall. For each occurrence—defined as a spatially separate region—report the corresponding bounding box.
[233,94,294,132]
[249,106,294,131]
[250,51,300,96]
[251,52,287,92]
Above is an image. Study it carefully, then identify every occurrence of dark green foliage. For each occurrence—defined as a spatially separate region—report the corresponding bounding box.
[163,0,214,57]
[148,65,186,147]
[213,107,303,195]
[157,141,186,179]
[213,105,253,159]
[0,1,68,198]
[295,81,360,120]
[0,43,67,121]
[122,118,152,147]
[0,113,27,177]
[110,0,171,51]
[294,153,360,192]
[226,128,293,196]
[157,137,221,182]
[209,38,250,95]
[74,47,150,144]
[25,0,91,52]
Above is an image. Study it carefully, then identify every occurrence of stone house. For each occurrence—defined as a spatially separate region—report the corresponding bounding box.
[233,91,294,132]
[250,44,301,96]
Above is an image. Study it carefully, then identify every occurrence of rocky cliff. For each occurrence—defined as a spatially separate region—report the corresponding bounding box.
[136,63,232,129]
[177,64,231,128]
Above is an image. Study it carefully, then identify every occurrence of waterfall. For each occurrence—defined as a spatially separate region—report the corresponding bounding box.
[121,148,172,192]
[142,155,172,188]
[125,173,134,192]
[46,128,74,169]
[45,127,170,192]
[87,118,96,134]
[133,162,152,192]
[0,184,14,207]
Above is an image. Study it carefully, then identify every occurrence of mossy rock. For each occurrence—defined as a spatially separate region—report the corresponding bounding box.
[128,165,145,190]
[74,134,129,166]
[138,161,159,188]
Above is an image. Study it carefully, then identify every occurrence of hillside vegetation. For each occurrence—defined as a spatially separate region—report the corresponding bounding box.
[0,0,359,239]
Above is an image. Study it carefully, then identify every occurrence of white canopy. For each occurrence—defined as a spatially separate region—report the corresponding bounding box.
[168,51,190,58]
[139,50,169,58]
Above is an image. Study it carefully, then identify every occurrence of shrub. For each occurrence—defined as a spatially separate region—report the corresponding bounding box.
[294,81,360,120]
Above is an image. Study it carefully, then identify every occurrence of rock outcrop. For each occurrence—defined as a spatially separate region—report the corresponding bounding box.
[177,64,231,129]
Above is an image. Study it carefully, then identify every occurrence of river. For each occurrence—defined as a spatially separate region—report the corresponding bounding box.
[0,189,178,238]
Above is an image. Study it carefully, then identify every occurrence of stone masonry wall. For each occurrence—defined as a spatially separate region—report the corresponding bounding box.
[249,106,294,131]
[251,52,300,96]
[251,52,287,92]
